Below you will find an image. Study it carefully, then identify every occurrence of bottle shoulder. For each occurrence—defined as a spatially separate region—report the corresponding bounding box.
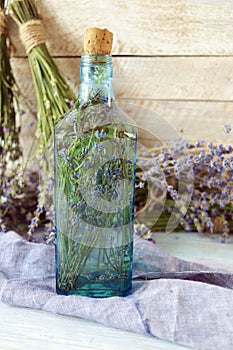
[55,103,137,138]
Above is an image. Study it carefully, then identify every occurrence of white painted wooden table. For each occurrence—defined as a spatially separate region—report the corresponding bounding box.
[0,302,189,350]
[156,232,233,272]
[0,233,232,350]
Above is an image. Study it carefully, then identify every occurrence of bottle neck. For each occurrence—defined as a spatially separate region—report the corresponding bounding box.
[78,54,115,104]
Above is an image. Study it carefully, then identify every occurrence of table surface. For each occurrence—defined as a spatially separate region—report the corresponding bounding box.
[1,232,232,350]
[0,302,189,350]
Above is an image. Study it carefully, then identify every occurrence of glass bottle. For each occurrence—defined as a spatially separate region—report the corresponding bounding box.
[54,29,137,297]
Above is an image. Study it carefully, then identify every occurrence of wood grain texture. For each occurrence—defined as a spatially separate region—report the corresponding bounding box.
[9,0,233,149]
[9,0,233,56]
[156,233,233,272]
[19,99,233,155]
[11,56,233,101]
[0,302,188,350]
[117,100,233,145]
[12,53,232,150]
[11,56,233,148]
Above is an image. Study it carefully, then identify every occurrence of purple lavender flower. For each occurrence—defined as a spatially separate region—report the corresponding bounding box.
[224,124,231,134]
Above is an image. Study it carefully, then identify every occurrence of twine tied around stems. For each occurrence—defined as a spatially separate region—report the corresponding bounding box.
[19,19,46,54]
[0,9,7,35]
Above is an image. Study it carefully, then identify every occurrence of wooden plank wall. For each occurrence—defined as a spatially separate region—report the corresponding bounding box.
[9,0,233,149]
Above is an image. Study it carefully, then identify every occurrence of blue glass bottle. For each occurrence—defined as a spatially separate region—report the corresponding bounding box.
[54,35,137,297]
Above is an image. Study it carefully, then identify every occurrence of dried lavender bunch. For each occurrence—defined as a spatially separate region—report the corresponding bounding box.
[8,0,76,238]
[8,0,76,145]
[182,141,233,240]
[1,170,38,234]
[136,138,233,242]
[0,0,23,232]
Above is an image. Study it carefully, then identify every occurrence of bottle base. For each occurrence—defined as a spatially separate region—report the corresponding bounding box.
[56,282,132,298]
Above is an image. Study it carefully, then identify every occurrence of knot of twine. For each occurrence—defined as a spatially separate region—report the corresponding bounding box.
[19,19,46,54]
[0,9,7,35]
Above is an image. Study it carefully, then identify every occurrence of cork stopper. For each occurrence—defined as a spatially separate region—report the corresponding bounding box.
[84,27,113,54]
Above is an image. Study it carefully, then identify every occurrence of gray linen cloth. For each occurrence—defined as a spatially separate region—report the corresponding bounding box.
[0,231,233,350]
